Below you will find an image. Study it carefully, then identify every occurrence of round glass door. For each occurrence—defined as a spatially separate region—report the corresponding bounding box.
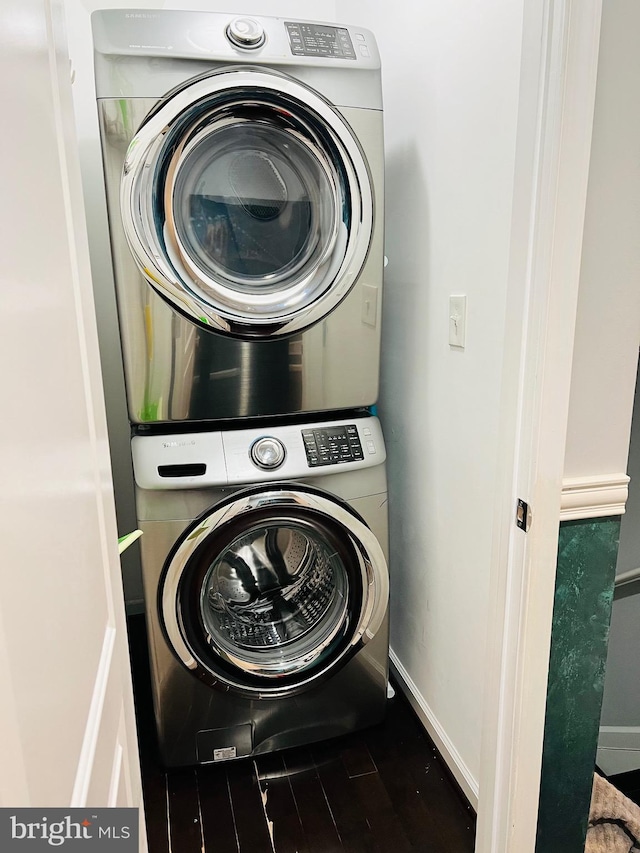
[199,521,352,673]
[160,486,388,696]
[171,122,337,290]
[121,67,374,338]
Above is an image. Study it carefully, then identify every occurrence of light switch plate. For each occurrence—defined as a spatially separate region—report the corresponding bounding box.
[449,295,467,348]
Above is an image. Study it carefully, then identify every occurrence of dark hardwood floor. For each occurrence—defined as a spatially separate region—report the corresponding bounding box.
[127,615,476,853]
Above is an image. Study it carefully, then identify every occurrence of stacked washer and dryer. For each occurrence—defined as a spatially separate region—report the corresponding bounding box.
[93,9,389,767]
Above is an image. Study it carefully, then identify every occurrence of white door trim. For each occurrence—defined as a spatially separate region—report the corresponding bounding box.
[560,473,630,520]
[0,609,29,806]
[0,0,144,825]
[476,2,603,852]
[71,626,116,807]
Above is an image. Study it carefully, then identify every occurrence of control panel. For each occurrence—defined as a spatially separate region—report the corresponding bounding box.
[302,424,364,467]
[93,11,380,77]
[285,22,356,60]
[131,416,385,489]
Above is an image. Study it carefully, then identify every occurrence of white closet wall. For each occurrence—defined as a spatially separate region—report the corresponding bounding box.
[336,0,526,798]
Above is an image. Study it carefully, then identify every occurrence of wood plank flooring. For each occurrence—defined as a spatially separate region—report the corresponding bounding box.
[127,615,476,852]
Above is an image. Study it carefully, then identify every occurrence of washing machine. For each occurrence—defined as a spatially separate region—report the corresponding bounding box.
[131,413,389,766]
[92,10,384,425]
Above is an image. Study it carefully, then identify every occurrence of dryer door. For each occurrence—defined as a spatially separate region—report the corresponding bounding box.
[159,484,388,697]
[121,66,374,339]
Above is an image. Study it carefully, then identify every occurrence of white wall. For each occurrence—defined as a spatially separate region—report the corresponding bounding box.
[563,0,640,777]
[596,0,640,746]
[336,0,525,795]
[601,369,640,733]
[617,371,640,577]
[563,0,640,481]
[64,0,337,607]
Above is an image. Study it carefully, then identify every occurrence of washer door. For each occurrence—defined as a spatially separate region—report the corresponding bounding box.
[121,66,374,339]
[160,485,388,697]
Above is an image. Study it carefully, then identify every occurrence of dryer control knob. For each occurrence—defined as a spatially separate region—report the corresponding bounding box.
[250,437,285,470]
[226,17,266,49]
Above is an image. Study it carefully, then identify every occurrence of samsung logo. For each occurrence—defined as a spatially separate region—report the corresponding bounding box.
[162,440,196,449]
[125,12,157,18]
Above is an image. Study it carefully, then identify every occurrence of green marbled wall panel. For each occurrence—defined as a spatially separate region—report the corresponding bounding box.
[535,516,620,853]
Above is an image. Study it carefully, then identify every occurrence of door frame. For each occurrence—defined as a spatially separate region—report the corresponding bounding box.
[476,1,603,851]
[1,0,145,828]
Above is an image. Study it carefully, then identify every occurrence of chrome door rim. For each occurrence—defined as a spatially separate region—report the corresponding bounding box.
[120,66,374,339]
[160,487,388,696]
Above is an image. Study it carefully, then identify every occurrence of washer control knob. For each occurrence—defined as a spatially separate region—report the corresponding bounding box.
[250,437,285,470]
[226,17,266,49]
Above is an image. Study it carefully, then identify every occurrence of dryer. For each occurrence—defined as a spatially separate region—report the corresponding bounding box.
[92,10,384,425]
[131,414,389,767]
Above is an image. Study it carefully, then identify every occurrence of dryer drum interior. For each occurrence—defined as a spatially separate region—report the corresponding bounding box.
[168,509,364,693]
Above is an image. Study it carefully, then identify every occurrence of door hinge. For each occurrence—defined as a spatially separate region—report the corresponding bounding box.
[516,499,532,532]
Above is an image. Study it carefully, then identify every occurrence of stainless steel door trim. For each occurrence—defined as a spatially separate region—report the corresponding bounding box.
[120,66,374,338]
[160,487,388,694]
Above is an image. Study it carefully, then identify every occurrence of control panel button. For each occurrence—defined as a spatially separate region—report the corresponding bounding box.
[250,436,285,469]
[226,17,266,49]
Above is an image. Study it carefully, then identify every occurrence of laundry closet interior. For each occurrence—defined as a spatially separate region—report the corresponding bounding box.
[65,0,519,849]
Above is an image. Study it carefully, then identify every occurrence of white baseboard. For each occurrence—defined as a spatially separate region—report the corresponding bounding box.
[389,649,479,809]
[597,725,640,776]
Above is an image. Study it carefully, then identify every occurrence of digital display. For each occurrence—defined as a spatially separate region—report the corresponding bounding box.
[285,22,356,60]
